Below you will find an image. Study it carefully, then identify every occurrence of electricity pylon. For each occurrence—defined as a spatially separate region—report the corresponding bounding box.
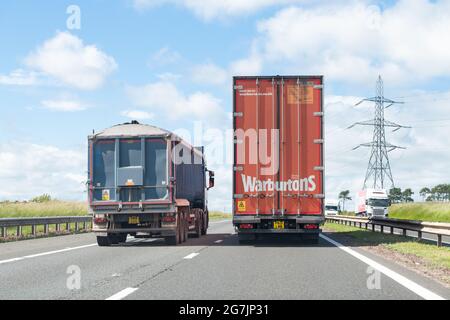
[348,76,410,189]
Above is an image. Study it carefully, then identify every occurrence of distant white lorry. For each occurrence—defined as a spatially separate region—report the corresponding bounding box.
[325,199,340,216]
[355,189,390,217]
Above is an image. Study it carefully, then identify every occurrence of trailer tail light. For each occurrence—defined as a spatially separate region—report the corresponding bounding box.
[94,215,107,224]
[304,224,318,230]
[161,216,176,223]
[239,224,253,229]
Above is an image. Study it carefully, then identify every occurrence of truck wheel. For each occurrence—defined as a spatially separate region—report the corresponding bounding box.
[96,236,111,247]
[117,233,127,243]
[184,217,189,242]
[181,214,187,243]
[201,212,208,235]
[194,211,202,238]
[167,215,182,245]
[109,235,119,245]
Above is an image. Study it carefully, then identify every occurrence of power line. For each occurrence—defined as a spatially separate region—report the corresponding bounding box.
[349,76,410,190]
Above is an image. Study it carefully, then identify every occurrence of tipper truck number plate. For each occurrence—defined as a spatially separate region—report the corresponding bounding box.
[273,221,285,229]
[128,216,140,224]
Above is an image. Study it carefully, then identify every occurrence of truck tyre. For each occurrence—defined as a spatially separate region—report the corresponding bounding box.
[167,214,182,245]
[109,235,119,245]
[194,210,202,238]
[181,214,187,243]
[117,233,127,243]
[201,212,208,235]
[96,236,111,247]
[184,217,189,242]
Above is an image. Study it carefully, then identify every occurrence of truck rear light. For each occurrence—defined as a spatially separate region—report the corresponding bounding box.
[162,216,176,223]
[239,224,253,229]
[94,216,107,224]
[304,224,318,230]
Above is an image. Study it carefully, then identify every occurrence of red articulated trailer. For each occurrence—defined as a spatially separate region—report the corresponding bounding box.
[232,76,325,244]
[88,121,215,246]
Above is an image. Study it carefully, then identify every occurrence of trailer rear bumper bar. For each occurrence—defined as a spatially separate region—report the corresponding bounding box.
[233,215,325,225]
[93,228,176,236]
[237,229,321,234]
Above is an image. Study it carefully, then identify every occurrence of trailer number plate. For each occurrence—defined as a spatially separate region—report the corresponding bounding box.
[128,216,139,225]
[273,221,285,229]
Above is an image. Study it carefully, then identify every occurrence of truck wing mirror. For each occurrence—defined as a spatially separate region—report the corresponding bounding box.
[207,170,215,190]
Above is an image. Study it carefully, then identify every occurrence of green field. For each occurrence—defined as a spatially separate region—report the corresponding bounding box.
[0,201,88,218]
[389,202,450,223]
[208,211,232,221]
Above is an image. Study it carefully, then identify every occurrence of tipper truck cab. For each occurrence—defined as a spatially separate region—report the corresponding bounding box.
[232,76,325,244]
[355,189,390,218]
[88,121,214,246]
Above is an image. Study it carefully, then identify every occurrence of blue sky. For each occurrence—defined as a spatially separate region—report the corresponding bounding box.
[1,0,450,210]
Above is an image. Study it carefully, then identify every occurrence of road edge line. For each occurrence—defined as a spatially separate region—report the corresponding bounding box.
[319,233,445,300]
[105,287,138,300]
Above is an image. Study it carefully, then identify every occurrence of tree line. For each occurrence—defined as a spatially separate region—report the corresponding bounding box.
[418,184,450,202]
[337,184,450,207]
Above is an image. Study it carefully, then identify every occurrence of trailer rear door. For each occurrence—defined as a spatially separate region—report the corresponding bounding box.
[233,76,324,217]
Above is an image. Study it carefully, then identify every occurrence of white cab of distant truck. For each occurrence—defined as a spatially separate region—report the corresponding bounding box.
[325,199,340,216]
[355,189,390,217]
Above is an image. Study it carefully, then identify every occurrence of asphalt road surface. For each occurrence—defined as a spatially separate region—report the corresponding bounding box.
[0,220,448,300]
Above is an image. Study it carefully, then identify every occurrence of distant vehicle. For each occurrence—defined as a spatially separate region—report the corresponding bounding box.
[88,121,215,246]
[355,189,390,218]
[325,199,340,216]
[232,76,325,244]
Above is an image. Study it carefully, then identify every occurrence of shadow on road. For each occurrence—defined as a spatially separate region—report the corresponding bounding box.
[113,232,338,248]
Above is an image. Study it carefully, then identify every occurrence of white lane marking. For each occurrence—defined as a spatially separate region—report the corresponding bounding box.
[0,243,97,266]
[183,252,199,259]
[105,287,138,300]
[214,240,223,243]
[319,234,445,300]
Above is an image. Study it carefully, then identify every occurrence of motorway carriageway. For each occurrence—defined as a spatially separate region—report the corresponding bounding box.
[0,220,448,300]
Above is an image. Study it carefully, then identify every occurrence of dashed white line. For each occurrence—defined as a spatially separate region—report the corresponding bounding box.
[319,234,445,300]
[105,287,138,300]
[183,252,200,259]
[214,240,223,243]
[0,243,97,265]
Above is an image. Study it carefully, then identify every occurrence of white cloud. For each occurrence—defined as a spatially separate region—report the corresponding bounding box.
[0,69,39,86]
[156,72,182,82]
[133,0,314,21]
[229,52,263,76]
[126,80,225,121]
[149,47,181,66]
[191,63,228,85]
[191,58,263,86]
[236,1,450,84]
[121,109,155,120]
[41,98,87,112]
[0,142,85,201]
[25,31,117,90]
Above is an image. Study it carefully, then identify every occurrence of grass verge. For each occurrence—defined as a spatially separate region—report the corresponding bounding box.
[323,222,450,285]
[209,211,232,221]
[389,202,450,223]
